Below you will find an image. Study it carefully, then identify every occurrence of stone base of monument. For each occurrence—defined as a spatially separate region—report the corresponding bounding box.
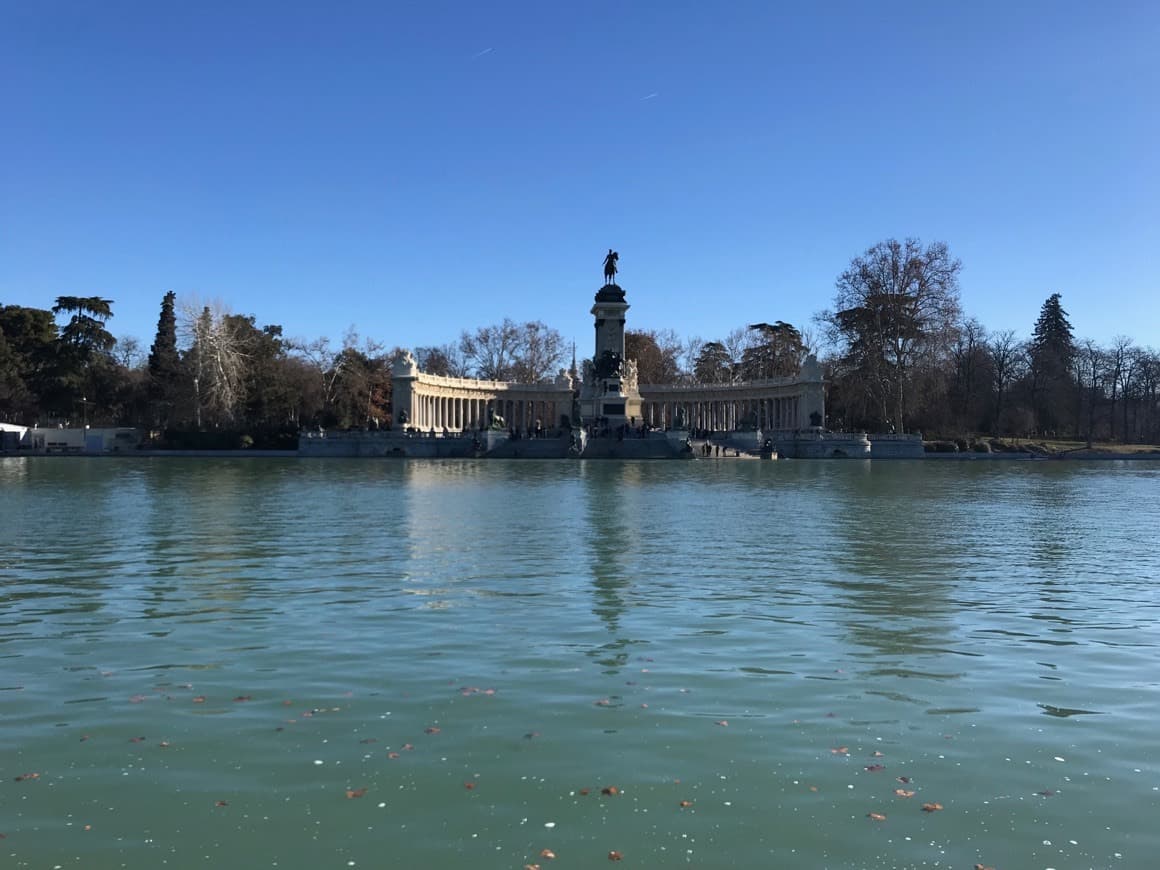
[579,430,691,459]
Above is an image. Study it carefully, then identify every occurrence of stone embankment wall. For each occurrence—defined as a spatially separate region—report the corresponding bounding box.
[299,430,494,458]
[868,434,925,459]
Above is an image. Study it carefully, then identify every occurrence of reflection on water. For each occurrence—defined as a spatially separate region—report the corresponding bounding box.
[2,457,1160,868]
[582,463,639,670]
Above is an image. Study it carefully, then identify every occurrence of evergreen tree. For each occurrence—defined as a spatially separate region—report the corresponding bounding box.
[740,321,806,380]
[1030,293,1075,376]
[1028,293,1076,434]
[147,291,183,425]
[0,305,58,420]
[693,340,734,384]
[148,291,181,379]
[51,296,116,419]
[53,296,115,352]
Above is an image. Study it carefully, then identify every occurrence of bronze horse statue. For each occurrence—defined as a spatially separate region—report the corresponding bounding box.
[603,249,619,285]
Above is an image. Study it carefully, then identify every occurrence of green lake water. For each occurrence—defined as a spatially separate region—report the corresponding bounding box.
[2,457,1159,869]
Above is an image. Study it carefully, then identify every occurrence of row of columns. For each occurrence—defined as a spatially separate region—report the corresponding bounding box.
[640,395,800,431]
[409,395,491,431]
[408,393,563,433]
[407,389,802,434]
[496,398,561,433]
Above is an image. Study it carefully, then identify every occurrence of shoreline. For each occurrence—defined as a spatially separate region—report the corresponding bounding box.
[4,449,1159,461]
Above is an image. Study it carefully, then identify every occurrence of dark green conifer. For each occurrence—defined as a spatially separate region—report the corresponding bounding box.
[1029,292,1077,434]
[148,291,180,379]
[1030,292,1075,378]
[147,291,182,425]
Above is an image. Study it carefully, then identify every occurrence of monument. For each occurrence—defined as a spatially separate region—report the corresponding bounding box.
[578,250,643,432]
[300,248,853,458]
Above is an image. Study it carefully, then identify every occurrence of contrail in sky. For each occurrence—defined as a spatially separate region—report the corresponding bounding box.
[640,92,658,101]
[471,47,494,59]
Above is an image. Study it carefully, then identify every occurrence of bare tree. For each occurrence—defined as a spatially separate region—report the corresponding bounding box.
[113,335,146,369]
[414,344,469,378]
[948,318,990,431]
[287,335,348,415]
[179,298,250,428]
[721,327,751,380]
[650,328,685,383]
[1137,349,1160,442]
[987,329,1025,429]
[1075,338,1106,444]
[680,336,705,382]
[460,319,521,381]
[459,319,566,383]
[1107,335,1135,441]
[511,320,566,383]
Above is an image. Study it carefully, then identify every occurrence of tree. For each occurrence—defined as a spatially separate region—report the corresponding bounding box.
[946,318,992,432]
[114,336,145,369]
[229,318,299,428]
[624,329,681,384]
[147,291,184,425]
[1118,345,1147,442]
[1075,338,1105,443]
[1028,293,1076,434]
[148,292,180,376]
[692,341,734,384]
[287,335,345,422]
[53,296,115,354]
[414,344,468,378]
[987,329,1026,431]
[825,238,962,432]
[1106,335,1135,441]
[52,296,117,420]
[0,305,58,420]
[510,320,566,384]
[182,302,249,428]
[328,339,395,429]
[680,336,705,382]
[460,319,521,381]
[739,321,807,380]
[459,319,566,383]
[0,329,27,417]
[1136,350,1160,443]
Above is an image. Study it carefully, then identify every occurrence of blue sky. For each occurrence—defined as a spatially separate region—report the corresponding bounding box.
[2,0,1157,357]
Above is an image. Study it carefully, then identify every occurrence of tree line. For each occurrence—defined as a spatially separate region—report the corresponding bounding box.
[2,237,1158,445]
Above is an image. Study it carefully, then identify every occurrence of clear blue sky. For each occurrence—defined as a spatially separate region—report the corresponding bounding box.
[2,0,1157,356]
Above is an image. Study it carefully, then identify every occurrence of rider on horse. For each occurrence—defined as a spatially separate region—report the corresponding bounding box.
[603,249,619,284]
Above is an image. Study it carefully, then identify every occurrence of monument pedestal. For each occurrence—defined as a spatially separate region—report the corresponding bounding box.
[578,281,643,434]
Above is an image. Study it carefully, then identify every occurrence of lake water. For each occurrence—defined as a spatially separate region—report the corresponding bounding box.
[2,457,1159,869]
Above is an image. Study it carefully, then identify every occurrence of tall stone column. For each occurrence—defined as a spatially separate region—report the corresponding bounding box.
[579,268,642,429]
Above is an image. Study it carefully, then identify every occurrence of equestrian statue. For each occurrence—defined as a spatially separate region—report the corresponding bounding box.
[602,249,619,285]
